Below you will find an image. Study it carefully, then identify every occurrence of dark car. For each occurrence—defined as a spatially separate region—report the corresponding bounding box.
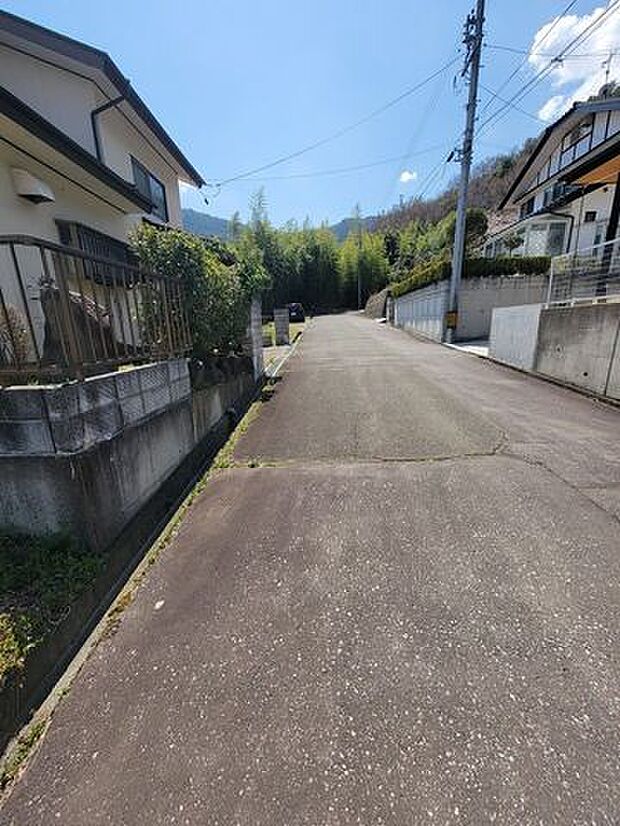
[287,302,305,322]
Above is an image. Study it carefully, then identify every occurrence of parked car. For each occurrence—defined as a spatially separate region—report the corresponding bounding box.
[287,303,305,322]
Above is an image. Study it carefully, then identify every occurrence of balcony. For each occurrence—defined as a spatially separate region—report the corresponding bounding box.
[0,235,191,384]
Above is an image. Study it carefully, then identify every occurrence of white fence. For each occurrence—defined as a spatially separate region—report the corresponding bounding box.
[547,237,620,306]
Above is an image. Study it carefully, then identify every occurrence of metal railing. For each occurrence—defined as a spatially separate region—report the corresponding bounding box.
[546,237,620,306]
[0,235,191,383]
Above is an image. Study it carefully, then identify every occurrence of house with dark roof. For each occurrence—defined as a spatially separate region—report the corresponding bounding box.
[484,98,620,259]
[0,9,203,253]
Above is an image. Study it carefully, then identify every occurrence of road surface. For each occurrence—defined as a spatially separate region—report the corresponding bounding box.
[2,314,620,825]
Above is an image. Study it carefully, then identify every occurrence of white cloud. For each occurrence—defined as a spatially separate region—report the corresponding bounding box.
[529,5,620,122]
[537,94,567,122]
[399,169,418,184]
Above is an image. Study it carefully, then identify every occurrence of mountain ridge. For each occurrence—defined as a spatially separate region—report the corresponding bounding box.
[181,208,376,242]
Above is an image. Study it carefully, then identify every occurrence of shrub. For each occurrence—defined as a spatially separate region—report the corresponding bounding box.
[130,225,268,358]
[391,255,550,298]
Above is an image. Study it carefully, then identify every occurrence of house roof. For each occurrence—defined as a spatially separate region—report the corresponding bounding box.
[0,83,153,212]
[0,9,204,187]
[499,98,620,210]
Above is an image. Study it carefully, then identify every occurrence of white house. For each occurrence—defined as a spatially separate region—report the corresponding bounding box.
[0,11,203,377]
[0,9,203,254]
[485,98,620,259]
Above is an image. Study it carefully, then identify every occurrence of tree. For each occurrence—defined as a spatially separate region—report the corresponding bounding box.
[503,233,524,257]
[229,211,243,242]
[249,187,268,229]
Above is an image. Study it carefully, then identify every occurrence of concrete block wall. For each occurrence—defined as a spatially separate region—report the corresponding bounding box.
[457,274,548,340]
[0,358,256,548]
[393,281,449,341]
[392,273,548,342]
[0,360,191,457]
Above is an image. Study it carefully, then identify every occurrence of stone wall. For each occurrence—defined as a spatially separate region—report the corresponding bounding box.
[364,288,391,319]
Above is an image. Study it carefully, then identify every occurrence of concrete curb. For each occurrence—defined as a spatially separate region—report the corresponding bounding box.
[265,324,306,379]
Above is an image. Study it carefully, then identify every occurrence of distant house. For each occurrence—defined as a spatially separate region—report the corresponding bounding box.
[0,9,203,253]
[485,98,620,259]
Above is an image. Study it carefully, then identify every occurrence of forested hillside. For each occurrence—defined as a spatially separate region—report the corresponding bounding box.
[182,208,233,239]
[375,139,537,230]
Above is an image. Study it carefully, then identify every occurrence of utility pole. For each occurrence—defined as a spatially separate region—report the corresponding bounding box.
[353,204,363,309]
[357,226,362,310]
[445,0,485,343]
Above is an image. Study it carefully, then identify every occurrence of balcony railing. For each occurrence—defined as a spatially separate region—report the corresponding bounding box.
[546,237,620,307]
[0,235,191,384]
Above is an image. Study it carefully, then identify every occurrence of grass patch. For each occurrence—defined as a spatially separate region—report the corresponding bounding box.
[262,321,275,346]
[262,320,305,349]
[0,533,103,684]
[211,391,267,471]
[0,718,47,791]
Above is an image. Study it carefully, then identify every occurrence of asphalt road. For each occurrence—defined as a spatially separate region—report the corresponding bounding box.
[3,314,620,825]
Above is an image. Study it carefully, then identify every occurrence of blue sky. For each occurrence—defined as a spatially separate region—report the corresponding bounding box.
[4,1,619,225]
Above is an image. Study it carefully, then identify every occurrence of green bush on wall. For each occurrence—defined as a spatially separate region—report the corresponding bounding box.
[391,255,551,299]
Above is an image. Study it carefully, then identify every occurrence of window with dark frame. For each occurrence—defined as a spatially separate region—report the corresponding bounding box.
[584,210,597,223]
[131,157,169,222]
[57,220,134,264]
[520,196,536,220]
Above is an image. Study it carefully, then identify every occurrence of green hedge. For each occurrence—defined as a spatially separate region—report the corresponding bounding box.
[391,255,551,299]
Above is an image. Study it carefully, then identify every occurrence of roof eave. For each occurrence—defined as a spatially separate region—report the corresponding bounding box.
[0,9,205,187]
[499,99,620,210]
[0,83,153,212]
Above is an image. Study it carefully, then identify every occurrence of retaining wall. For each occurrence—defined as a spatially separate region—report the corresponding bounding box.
[535,304,620,399]
[0,359,256,550]
[394,280,448,341]
[364,287,391,319]
[392,273,548,342]
[489,304,543,371]
[489,302,620,401]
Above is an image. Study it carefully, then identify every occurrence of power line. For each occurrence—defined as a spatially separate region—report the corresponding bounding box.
[477,0,620,136]
[479,82,543,122]
[224,145,448,182]
[382,60,452,205]
[416,153,454,200]
[210,55,460,186]
[487,43,619,59]
[478,0,581,118]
